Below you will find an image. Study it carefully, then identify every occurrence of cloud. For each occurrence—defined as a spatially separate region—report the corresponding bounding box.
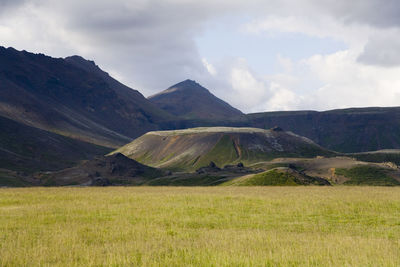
[357,29,400,67]
[0,0,217,93]
[310,0,400,28]
[0,0,27,10]
[266,83,300,111]
[305,50,400,109]
[202,58,217,76]
[1,0,400,112]
[200,57,303,112]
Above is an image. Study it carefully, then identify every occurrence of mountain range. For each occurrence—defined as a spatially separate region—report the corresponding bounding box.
[2,46,400,178]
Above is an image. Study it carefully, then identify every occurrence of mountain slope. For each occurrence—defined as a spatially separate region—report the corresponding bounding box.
[112,127,334,171]
[2,47,400,155]
[221,167,331,186]
[0,114,111,173]
[39,153,166,186]
[243,107,400,153]
[148,79,243,119]
[0,47,173,148]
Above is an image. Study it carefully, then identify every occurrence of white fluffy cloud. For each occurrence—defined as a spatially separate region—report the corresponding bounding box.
[1,0,400,112]
[233,3,400,111]
[306,50,400,109]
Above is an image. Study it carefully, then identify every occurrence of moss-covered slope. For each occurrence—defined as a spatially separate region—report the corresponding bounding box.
[221,167,331,186]
[113,127,334,171]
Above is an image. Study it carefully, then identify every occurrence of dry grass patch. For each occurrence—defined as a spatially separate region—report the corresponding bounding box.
[0,187,399,266]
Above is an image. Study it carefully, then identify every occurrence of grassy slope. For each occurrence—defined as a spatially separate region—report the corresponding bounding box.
[336,165,400,186]
[351,152,400,165]
[193,136,292,170]
[222,169,299,186]
[117,128,333,172]
[221,168,331,186]
[161,134,277,171]
[146,174,228,186]
[193,135,240,169]
[0,187,399,266]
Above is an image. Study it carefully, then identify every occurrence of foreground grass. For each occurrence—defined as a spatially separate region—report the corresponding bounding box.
[0,187,399,266]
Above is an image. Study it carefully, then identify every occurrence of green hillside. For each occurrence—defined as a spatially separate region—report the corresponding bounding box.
[113,127,334,171]
[222,168,331,186]
[336,165,400,186]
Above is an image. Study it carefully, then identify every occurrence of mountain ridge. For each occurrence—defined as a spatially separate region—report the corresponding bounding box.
[0,46,174,148]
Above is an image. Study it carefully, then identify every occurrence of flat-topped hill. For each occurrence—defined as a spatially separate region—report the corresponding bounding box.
[112,127,334,171]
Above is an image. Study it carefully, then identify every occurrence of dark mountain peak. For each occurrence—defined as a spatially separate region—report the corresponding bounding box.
[0,46,55,60]
[179,79,197,85]
[65,55,95,65]
[148,80,242,119]
[160,79,210,95]
[174,79,201,88]
[65,55,104,75]
[0,46,19,54]
[0,46,13,52]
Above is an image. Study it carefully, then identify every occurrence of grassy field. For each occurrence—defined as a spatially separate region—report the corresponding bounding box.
[0,187,399,266]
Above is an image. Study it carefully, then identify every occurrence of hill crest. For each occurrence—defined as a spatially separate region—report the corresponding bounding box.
[113,127,333,171]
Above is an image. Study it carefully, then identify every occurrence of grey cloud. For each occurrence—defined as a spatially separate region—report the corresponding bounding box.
[357,34,400,67]
[0,0,25,6]
[29,0,219,94]
[0,0,27,13]
[306,0,400,28]
[3,0,400,98]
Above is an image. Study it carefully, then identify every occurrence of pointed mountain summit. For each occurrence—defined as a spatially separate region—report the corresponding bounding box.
[148,79,243,120]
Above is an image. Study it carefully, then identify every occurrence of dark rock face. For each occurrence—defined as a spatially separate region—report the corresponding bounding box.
[149,79,243,119]
[196,161,262,175]
[196,161,221,174]
[0,114,111,174]
[209,161,217,168]
[244,108,400,153]
[40,153,165,186]
[0,46,171,148]
[86,153,151,178]
[222,162,263,174]
[271,126,284,132]
[92,177,111,186]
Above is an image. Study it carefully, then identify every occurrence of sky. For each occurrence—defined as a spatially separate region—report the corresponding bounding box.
[1,0,400,113]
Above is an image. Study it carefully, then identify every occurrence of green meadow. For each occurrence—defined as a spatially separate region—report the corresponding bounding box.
[0,187,399,266]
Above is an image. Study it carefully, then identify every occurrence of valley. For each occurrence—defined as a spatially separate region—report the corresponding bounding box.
[2,2,400,266]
